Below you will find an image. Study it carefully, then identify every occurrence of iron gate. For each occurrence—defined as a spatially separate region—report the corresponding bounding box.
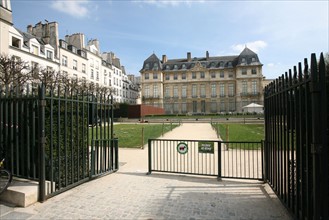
[147,139,263,180]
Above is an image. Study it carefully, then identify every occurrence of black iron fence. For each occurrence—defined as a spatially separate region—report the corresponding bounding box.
[0,84,118,201]
[147,139,263,180]
[264,53,328,219]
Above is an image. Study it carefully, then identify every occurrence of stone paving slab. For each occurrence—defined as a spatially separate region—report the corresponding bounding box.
[0,123,293,219]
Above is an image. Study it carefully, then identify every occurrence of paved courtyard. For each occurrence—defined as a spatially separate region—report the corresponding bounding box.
[0,123,292,219]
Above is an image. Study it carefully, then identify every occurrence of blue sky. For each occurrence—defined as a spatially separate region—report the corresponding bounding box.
[10,0,329,79]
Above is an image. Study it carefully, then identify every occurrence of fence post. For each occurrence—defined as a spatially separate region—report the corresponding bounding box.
[141,126,144,149]
[38,85,46,202]
[114,138,119,170]
[217,141,222,181]
[147,139,152,175]
[310,53,328,219]
[261,140,266,182]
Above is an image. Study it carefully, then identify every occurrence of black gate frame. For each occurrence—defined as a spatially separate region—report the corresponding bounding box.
[148,139,264,180]
[264,53,328,219]
[0,84,118,202]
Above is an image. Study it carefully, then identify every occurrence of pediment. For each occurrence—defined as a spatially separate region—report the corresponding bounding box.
[190,61,207,71]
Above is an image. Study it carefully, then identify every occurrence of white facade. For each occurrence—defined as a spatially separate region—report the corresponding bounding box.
[0,0,139,104]
[8,26,59,74]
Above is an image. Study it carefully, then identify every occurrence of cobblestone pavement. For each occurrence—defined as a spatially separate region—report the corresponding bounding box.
[0,123,292,220]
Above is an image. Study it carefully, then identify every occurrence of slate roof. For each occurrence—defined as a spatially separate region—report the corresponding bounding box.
[141,47,262,72]
[15,27,46,53]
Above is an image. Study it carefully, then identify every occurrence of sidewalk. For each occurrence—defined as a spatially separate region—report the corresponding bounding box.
[0,123,292,219]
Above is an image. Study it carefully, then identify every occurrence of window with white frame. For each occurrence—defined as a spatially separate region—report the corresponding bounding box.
[73,60,77,70]
[242,81,248,94]
[165,74,170,80]
[228,71,234,78]
[165,86,170,98]
[11,36,20,48]
[46,50,53,60]
[181,85,187,98]
[200,84,206,98]
[252,80,257,94]
[32,45,38,55]
[90,69,94,79]
[228,83,235,97]
[153,85,158,97]
[174,73,178,80]
[62,55,67,66]
[220,84,225,97]
[31,61,39,76]
[173,86,178,98]
[192,85,197,98]
[211,84,216,97]
[211,72,216,78]
[182,103,187,113]
[211,102,217,113]
[96,71,99,81]
[200,72,205,79]
[153,73,158,79]
[182,72,186,80]
[82,64,86,73]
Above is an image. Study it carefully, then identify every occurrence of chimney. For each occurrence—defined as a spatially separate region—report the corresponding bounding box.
[162,55,167,63]
[27,25,33,34]
[187,52,191,62]
[206,51,209,60]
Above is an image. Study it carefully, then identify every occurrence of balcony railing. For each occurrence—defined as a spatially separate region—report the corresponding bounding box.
[240,92,260,97]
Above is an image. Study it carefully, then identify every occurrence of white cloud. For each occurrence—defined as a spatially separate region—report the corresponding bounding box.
[231,40,267,53]
[133,0,205,7]
[51,0,90,18]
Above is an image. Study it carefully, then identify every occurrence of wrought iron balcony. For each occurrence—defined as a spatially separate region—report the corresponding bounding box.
[240,92,260,97]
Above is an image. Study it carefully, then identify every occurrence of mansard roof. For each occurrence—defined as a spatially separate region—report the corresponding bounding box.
[237,47,261,65]
[142,53,162,71]
[140,47,262,72]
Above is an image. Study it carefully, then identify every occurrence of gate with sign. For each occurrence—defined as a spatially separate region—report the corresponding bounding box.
[147,139,263,180]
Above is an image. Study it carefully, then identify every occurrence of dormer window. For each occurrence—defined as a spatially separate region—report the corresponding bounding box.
[182,64,186,69]
[174,64,178,70]
[241,58,246,63]
[32,45,39,55]
[219,62,224,68]
[252,57,256,62]
[61,41,67,49]
[11,37,21,48]
[153,63,158,70]
[211,62,216,68]
[46,50,53,60]
[228,62,232,67]
[145,63,150,70]
[166,65,170,70]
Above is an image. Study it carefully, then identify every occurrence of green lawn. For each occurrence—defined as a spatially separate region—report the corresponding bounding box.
[212,123,264,142]
[90,123,179,148]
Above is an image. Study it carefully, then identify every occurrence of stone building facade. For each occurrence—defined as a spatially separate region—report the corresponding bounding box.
[140,48,264,114]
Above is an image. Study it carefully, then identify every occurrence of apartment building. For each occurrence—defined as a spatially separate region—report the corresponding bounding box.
[140,49,264,114]
[0,0,139,104]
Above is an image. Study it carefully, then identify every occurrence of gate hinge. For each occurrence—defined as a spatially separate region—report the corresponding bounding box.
[311,143,322,154]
